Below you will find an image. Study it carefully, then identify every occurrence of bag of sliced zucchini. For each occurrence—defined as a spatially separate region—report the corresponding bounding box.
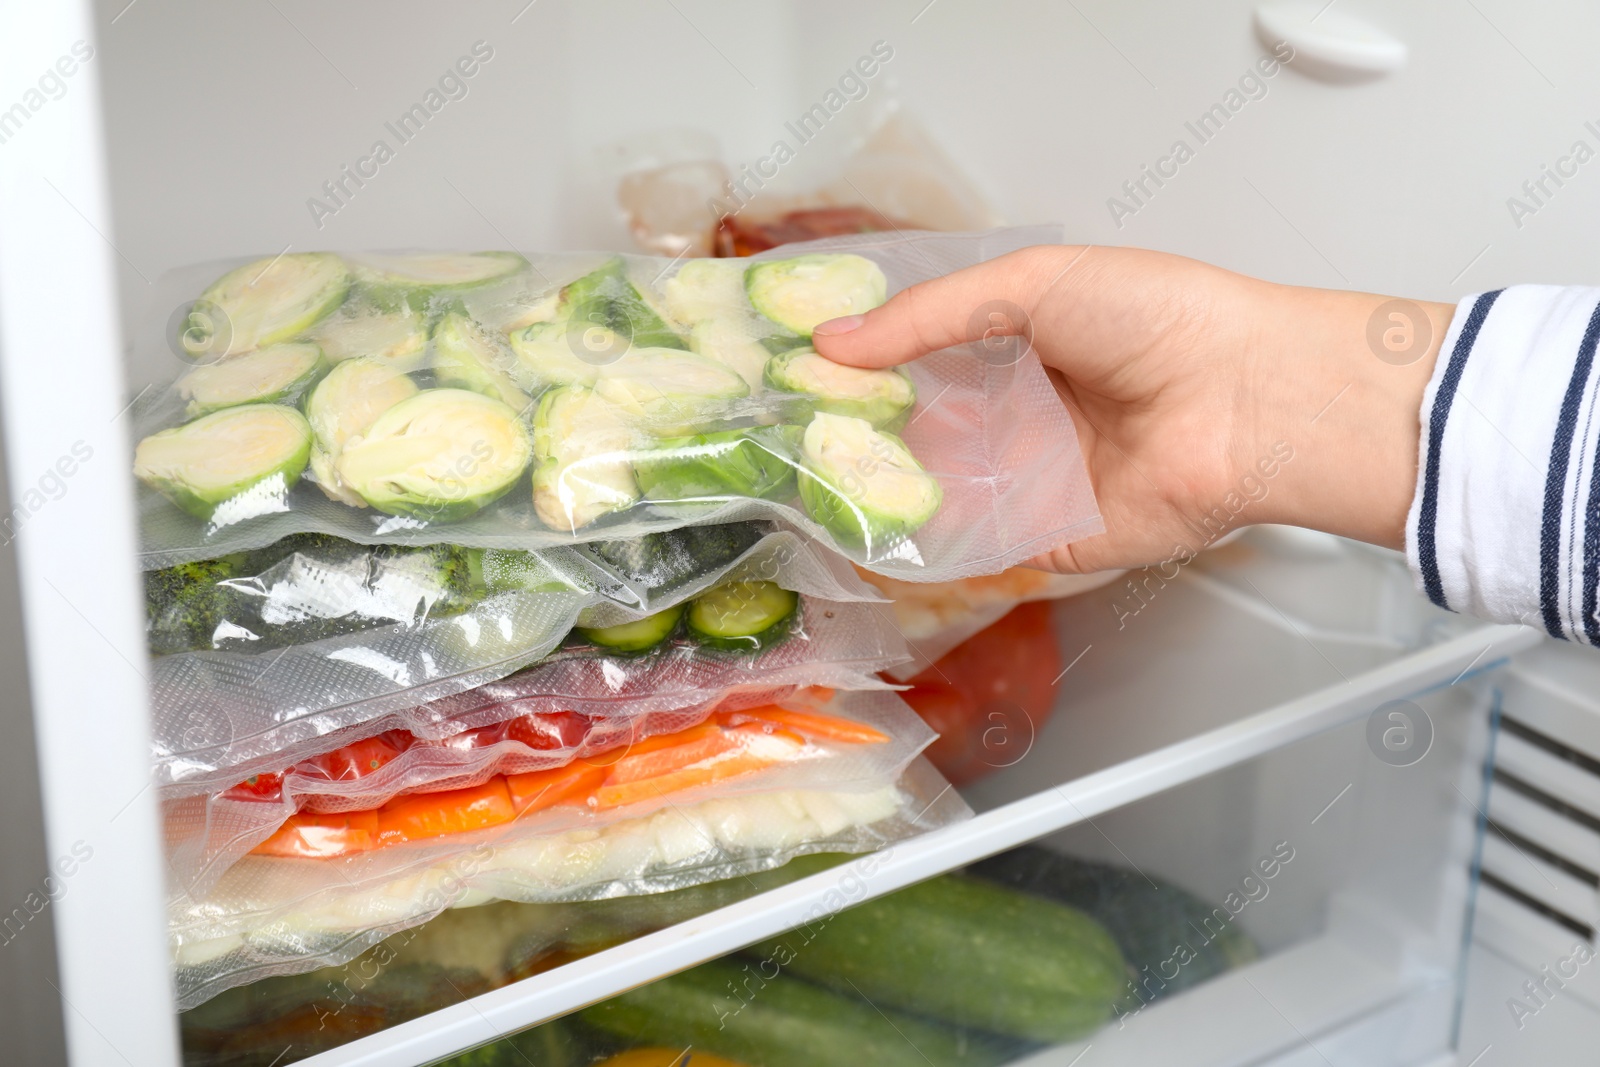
[131,228,1101,581]
[151,527,906,790]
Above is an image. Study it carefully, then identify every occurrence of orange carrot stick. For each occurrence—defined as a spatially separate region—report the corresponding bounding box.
[375,780,516,847]
[593,750,783,811]
[603,729,741,786]
[505,762,608,816]
[719,706,887,745]
[252,810,380,858]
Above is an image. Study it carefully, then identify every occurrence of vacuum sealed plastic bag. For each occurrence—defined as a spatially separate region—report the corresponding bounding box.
[167,686,895,894]
[152,528,897,788]
[167,696,964,1008]
[132,228,1100,581]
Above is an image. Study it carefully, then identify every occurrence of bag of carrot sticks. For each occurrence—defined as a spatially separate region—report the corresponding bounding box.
[165,690,964,1009]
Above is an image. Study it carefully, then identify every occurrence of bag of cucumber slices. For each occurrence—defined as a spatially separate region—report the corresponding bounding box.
[165,698,966,1010]
[153,551,907,791]
[131,228,1101,581]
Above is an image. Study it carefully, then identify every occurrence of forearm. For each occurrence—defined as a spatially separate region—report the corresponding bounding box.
[1241,282,1453,551]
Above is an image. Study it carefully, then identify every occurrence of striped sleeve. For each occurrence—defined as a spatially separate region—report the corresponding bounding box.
[1407,285,1600,638]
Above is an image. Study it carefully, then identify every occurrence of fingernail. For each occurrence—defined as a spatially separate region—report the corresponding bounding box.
[813,314,866,335]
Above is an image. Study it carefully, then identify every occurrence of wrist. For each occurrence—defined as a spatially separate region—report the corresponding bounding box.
[1243,282,1453,549]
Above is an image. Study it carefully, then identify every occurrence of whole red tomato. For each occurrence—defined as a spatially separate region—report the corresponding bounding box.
[898,600,1062,786]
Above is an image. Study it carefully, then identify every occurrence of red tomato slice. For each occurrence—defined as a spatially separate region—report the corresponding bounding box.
[307,733,410,782]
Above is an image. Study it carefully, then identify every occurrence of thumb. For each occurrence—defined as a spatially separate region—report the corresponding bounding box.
[810,246,1062,368]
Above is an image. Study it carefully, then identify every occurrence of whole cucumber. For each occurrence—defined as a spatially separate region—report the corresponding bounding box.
[751,873,1127,1043]
[580,958,1011,1067]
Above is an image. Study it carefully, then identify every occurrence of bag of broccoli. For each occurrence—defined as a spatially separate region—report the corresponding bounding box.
[149,524,900,788]
[130,228,1100,582]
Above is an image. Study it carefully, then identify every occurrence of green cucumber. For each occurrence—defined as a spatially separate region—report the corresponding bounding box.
[686,581,798,652]
[575,604,683,653]
[579,958,1012,1067]
[967,846,1259,1004]
[751,872,1126,1043]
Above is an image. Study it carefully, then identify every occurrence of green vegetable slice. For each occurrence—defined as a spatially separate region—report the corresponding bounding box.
[531,386,641,531]
[635,424,801,503]
[134,405,313,520]
[764,347,915,429]
[591,349,750,435]
[431,312,532,413]
[184,253,350,359]
[560,257,689,352]
[575,603,683,652]
[175,342,324,416]
[745,253,887,338]
[686,581,798,651]
[507,319,604,390]
[797,412,941,552]
[306,305,428,370]
[662,258,751,325]
[336,388,532,521]
[304,357,420,506]
[689,317,771,392]
[347,251,528,310]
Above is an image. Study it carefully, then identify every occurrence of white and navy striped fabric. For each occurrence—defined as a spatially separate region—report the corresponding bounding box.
[1407,285,1600,638]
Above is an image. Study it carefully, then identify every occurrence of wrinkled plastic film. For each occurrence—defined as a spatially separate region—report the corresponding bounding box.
[152,534,898,788]
[133,228,1100,582]
[169,754,968,1010]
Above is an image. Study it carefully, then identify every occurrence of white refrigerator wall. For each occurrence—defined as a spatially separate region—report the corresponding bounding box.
[95,0,1600,384]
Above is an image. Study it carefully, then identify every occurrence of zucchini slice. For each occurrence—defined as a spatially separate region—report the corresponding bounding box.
[335,388,532,521]
[184,253,350,359]
[575,603,684,653]
[134,405,313,520]
[686,581,798,651]
[745,253,887,338]
[175,342,324,416]
[431,312,532,413]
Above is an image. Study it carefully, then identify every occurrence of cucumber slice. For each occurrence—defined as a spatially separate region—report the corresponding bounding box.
[303,357,420,506]
[764,347,915,429]
[336,388,532,521]
[686,581,798,651]
[575,603,683,653]
[306,304,429,370]
[134,405,313,520]
[175,342,325,416]
[185,253,350,359]
[745,253,887,338]
[347,251,528,310]
[431,312,532,413]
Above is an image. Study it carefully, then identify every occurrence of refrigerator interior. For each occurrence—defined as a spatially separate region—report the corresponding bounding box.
[5,0,1600,1064]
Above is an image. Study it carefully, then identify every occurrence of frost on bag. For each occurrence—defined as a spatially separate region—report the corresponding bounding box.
[131,230,1101,581]
[166,692,967,1009]
[151,524,894,788]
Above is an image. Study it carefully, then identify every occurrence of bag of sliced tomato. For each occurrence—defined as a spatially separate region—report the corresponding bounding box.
[897,600,1062,786]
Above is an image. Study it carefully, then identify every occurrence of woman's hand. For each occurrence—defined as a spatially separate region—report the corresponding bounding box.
[812,245,1454,574]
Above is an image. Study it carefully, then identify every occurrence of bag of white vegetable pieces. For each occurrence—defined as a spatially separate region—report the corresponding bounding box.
[147,522,898,787]
[166,689,966,1008]
[131,228,1101,581]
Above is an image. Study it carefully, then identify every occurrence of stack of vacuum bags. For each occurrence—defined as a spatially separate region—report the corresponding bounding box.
[128,226,1101,1009]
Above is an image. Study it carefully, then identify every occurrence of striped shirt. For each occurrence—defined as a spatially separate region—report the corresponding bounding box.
[1408,286,1600,638]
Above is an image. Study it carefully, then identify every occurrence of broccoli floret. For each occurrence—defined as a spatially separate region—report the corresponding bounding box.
[144,556,243,655]
[588,522,765,594]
